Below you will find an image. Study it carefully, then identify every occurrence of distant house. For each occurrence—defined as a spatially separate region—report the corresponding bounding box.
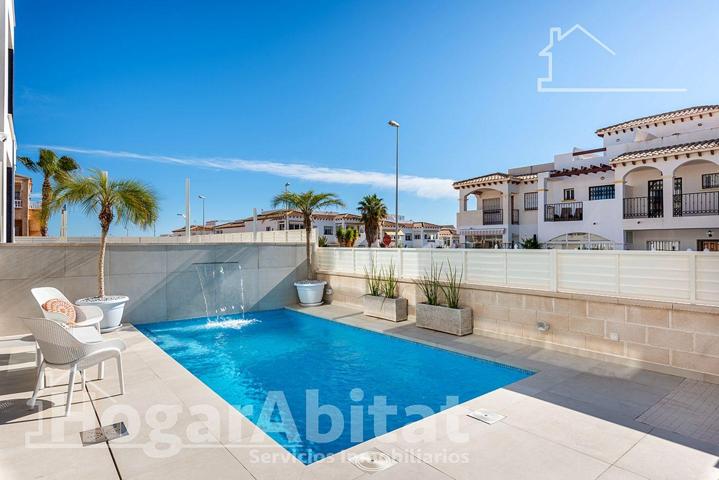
[210,209,451,248]
[13,174,41,237]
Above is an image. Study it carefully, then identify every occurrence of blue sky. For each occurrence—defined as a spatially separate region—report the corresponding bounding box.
[15,0,719,236]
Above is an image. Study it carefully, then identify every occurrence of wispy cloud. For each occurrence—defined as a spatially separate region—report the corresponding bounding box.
[24,144,457,199]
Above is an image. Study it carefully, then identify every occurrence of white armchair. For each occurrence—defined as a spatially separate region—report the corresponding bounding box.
[30,287,106,389]
[23,317,126,416]
[31,287,104,331]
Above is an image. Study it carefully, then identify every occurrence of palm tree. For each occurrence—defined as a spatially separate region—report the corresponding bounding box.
[18,148,79,236]
[52,170,159,298]
[358,194,387,247]
[272,190,344,278]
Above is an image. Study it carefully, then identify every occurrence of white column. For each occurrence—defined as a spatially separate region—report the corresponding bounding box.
[614,178,626,248]
[458,191,467,212]
[662,174,674,219]
[536,174,549,243]
[501,183,510,245]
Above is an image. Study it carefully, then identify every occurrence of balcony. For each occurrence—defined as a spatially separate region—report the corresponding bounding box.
[483,209,503,225]
[544,202,583,222]
[623,197,664,219]
[14,199,21,208]
[674,192,719,216]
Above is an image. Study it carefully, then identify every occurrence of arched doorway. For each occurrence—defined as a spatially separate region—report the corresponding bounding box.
[622,166,664,218]
[672,158,719,216]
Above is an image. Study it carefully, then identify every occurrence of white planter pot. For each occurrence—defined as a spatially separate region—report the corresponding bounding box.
[294,281,326,307]
[362,295,408,322]
[76,295,129,333]
[416,303,473,336]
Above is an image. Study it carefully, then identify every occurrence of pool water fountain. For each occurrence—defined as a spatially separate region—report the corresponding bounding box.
[193,261,248,324]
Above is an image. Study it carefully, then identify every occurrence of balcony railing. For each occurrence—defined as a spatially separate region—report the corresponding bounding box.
[483,209,503,225]
[674,192,719,216]
[623,197,655,218]
[511,209,519,225]
[544,202,583,222]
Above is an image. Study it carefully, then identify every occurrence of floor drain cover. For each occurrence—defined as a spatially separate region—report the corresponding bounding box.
[348,450,397,472]
[468,409,505,425]
[80,422,128,446]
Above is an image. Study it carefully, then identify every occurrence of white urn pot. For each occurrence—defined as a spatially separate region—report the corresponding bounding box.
[76,295,129,333]
[294,280,326,307]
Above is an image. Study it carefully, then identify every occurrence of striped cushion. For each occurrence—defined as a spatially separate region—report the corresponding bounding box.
[41,298,77,324]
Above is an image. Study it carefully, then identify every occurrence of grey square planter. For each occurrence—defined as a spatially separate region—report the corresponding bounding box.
[416,303,473,336]
[362,295,408,322]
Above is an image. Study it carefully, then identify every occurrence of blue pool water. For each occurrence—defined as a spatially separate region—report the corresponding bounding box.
[137,309,531,463]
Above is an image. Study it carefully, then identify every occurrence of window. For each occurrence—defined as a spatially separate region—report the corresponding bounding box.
[289,223,303,230]
[702,173,719,189]
[563,188,575,201]
[588,184,615,200]
[524,192,538,210]
[405,234,412,242]
[414,234,421,240]
[424,234,429,239]
[323,226,334,236]
[265,227,272,231]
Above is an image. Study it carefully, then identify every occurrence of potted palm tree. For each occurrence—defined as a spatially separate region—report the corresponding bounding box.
[272,189,344,306]
[53,170,159,332]
[19,148,79,236]
[358,194,387,247]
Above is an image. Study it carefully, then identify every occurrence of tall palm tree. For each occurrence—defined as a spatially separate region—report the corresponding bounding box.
[52,170,159,298]
[272,190,344,279]
[358,194,387,247]
[18,148,79,236]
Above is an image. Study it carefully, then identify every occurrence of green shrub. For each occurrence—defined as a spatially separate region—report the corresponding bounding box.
[415,262,442,305]
[365,260,383,296]
[381,262,399,299]
[440,261,463,309]
[520,236,540,249]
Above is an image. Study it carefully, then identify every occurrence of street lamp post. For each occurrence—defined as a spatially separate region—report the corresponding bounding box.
[388,120,400,247]
[198,195,207,229]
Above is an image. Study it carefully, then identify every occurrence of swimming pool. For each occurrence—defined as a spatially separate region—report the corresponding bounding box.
[137,309,532,464]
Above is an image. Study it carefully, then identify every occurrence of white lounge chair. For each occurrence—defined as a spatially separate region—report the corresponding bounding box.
[31,287,104,331]
[23,317,126,416]
[30,287,106,389]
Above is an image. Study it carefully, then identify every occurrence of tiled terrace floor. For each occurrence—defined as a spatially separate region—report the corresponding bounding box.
[1,303,718,480]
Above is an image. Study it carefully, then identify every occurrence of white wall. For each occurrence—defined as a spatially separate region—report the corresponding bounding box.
[0,241,308,337]
[316,247,719,307]
[0,0,14,243]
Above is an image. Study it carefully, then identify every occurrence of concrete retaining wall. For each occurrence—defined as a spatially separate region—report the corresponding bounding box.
[0,242,307,336]
[319,271,719,383]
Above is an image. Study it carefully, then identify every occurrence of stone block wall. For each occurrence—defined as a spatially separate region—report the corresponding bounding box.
[319,272,719,383]
[0,242,307,336]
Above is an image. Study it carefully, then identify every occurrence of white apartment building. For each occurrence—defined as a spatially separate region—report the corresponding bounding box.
[455,105,719,251]
[0,0,15,243]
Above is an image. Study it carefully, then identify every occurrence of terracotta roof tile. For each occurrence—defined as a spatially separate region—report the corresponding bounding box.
[609,138,719,164]
[596,105,719,137]
[453,172,537,189]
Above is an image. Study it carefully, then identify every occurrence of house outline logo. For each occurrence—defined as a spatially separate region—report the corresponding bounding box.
[537,24,687,93]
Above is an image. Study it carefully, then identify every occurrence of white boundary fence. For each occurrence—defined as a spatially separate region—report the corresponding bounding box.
[14,230,308,245]
[316,247,719,307]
